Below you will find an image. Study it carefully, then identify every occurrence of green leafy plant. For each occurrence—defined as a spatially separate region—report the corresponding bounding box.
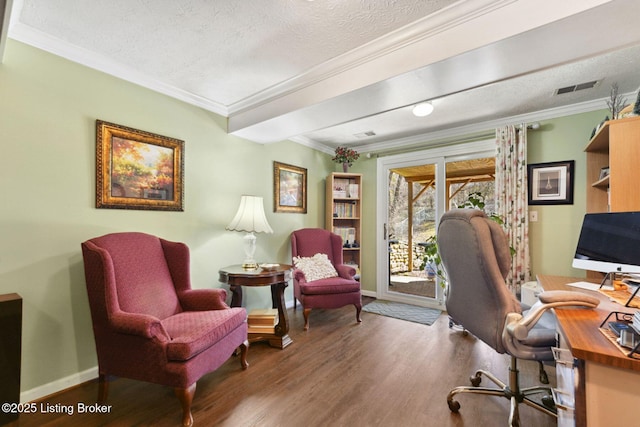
[422,191,511,287]
[422,235,446,283]
[457,191,505,226]
[332,146,360,166]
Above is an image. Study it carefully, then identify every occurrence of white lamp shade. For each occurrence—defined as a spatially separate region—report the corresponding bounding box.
[226,195,273,234]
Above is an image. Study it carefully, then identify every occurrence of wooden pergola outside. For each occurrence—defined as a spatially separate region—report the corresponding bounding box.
[390,157,495,272]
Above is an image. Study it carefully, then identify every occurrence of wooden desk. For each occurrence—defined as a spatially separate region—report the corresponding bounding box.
[537,275,640,426]
[219,264,293,349]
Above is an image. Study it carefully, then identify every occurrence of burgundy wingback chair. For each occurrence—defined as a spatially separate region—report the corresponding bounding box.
[81,232,249,427]
[291,228,362,330]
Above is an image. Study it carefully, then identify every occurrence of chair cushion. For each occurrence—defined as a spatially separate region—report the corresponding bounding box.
[298,276,360,296]
[293,253,338,282]
[162,307,246,361]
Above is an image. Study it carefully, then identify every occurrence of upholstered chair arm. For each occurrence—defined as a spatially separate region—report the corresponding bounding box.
[109,311,171,342]
[293,268,307,283]
[335,264,356,279]
[506,290,600,340]
[178,288,229,311]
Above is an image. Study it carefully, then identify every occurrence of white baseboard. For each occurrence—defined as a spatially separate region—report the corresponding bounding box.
[21,366,98,403]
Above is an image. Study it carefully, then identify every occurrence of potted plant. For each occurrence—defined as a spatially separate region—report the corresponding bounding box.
[423,192,512,289]
[332,146,360,172]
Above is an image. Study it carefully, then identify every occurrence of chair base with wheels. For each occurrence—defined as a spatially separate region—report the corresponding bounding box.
[447,356,556,427]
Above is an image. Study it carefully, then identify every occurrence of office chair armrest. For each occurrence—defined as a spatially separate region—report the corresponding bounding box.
[507,290,600,340]
[178,288,229,311]
[110,311,171,342]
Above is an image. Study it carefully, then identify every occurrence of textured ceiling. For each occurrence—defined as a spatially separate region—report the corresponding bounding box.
[4,0,640,154]
[17,0,457,106]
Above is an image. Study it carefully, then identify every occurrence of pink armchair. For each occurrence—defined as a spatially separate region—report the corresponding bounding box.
[81,232,248,427]
[291,228,362,330]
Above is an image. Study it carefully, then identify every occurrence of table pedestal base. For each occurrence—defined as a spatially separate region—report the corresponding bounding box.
[219,264,293,350]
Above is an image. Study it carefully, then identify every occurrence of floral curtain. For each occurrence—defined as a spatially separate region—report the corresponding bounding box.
[495,124,530,295]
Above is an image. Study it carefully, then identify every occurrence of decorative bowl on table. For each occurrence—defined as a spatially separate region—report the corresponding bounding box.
[259,263,280,271]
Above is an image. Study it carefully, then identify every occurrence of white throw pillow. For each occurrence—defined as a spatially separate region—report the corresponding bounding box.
[293,253,338,282]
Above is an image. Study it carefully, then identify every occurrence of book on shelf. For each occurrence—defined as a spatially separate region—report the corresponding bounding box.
[348,184,359,198]
[248,308,278,326]
[333,227,357,245]
[334,202,356,218]
[332,178,351,198]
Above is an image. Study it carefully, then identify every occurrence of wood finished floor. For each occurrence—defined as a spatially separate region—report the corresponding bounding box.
[16,297,557,426]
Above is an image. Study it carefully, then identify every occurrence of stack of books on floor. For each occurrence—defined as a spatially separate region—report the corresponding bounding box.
[247,308,278,334]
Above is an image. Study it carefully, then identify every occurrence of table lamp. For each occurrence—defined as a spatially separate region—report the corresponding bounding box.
[226,195,273,269]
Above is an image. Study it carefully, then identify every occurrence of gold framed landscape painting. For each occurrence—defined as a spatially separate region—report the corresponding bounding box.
[96,120,184,211]
[273,161,307,213]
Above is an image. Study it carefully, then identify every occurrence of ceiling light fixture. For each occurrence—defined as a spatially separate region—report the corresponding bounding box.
[412,102,434,117]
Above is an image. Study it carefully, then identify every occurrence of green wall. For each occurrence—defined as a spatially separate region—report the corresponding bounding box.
[0,40,333,397]
[0,38,611,400]
[527,110,608,278]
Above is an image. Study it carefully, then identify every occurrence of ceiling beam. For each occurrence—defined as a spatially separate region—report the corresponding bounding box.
[229,0,638,144]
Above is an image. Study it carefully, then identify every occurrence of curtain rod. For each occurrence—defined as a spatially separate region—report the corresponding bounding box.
[518,122,540,131]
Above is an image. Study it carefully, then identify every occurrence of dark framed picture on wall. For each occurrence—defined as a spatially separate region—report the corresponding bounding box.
[527,160,575,205]
[96,120,184,211]
[273,161,307,213]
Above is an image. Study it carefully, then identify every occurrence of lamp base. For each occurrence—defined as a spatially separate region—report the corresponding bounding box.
[242,261,258,270]
[241,233,258,270]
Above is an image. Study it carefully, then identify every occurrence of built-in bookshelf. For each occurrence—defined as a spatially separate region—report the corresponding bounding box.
[585,116,640,213]
[584,116,640,281]
[326,173,362,276]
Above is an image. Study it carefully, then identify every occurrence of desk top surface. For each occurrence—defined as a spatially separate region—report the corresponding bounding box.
[537,275,640,372]
[218,264,293,286]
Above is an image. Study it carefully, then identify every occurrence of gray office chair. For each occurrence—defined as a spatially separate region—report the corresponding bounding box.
[437,209,599,426]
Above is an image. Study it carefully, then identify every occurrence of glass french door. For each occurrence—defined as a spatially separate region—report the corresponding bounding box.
[376,140,494,309]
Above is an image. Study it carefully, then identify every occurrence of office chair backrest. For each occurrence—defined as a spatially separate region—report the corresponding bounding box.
[437,209,521,354]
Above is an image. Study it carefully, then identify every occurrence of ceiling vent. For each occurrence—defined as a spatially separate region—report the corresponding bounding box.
[354,131,376,138]
[554,80,600,95]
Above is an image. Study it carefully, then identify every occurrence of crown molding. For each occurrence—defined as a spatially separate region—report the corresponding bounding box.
[288,135,335,155]
[295,93,632,156]
[8,20,229,116]
[7,0,513,118]
[227,0,516,114]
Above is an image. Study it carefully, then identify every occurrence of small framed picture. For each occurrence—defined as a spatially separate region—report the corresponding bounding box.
[273,161,307,213]
[599,167,610,180]
[527,160,574,205]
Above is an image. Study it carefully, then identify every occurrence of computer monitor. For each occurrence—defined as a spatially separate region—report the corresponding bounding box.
[572,212,640,274]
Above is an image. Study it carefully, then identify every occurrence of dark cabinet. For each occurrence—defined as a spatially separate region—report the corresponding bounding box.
[0,293,22,425]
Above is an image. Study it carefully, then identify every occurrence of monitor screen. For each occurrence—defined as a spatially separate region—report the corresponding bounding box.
[572,212,640,274]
